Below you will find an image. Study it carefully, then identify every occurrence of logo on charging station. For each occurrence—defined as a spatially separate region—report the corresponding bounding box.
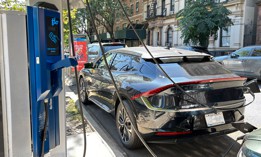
[51,18,59,26]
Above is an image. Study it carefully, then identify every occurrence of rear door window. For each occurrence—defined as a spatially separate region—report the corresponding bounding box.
[251,48,261,56]
[233,47,252,57]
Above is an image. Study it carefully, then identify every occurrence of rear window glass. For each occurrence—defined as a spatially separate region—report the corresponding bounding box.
[103,45,125,52]
[88,45,99,55]
[180,62,231,76]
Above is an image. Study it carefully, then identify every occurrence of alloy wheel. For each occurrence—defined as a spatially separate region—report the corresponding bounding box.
[117,107,132,143]
[79,79,86,102]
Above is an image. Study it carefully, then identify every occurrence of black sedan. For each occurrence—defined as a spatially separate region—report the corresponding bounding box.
[79,47,247,149]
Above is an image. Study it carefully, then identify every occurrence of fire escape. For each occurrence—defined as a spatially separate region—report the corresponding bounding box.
[146,0,167,20]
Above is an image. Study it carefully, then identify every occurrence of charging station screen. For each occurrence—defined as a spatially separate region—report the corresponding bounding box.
[46,16,61,56]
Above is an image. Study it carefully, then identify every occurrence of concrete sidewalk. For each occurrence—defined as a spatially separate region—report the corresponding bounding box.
[65,84,115,157]
[67,132,115,157]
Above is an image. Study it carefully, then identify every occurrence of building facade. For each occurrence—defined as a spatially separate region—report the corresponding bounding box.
[144,0,258,53]
[91,0,259,52]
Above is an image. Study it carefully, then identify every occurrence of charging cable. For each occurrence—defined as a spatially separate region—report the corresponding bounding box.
[66,1,87,157]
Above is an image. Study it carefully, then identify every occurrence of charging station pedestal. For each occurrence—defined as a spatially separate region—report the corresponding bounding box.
[27,3,77,156]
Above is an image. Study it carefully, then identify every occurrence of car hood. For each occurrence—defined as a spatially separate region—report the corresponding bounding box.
[245,128,261,141]
[214,55,229,61]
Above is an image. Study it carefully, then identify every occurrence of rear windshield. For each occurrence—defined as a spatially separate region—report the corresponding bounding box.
[180,62,231,76]
[159,61,231,77]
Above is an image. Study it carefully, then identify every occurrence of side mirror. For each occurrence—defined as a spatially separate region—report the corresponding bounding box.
[244,79,260,93]
[231,53,239,58]
[84,62,93,69]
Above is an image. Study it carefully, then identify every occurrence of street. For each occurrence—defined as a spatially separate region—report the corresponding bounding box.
[66,82,261,157]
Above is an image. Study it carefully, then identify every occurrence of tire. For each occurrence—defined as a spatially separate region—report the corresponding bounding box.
[115,100,142,149]
[79,77,89,104]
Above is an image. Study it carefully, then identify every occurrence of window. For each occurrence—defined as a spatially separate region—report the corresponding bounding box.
[170,0,174,11]
[96,53,115,69]
[233,47,252,57]
[122,23,127,29]
[136,20,139,23]
[166,27,173,46]
[116,26,120,31]
[147,5,150,17]
[136,1,139,13]
[130,4,134,15]
[88,45,99,56]
[252,48,261,56]
[215,0,228,3]
[220,27,231,47]
[111,53,132,71]
[162,0,166,16]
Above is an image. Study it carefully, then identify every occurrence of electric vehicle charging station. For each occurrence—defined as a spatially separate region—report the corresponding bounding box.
[0,0,81,156]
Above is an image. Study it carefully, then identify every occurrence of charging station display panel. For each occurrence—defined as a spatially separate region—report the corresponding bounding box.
[46,16,60,56]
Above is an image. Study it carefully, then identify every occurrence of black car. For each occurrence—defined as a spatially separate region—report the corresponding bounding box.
[79,47,247,149]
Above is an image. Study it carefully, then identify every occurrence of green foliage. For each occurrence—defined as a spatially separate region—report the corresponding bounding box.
[63,9,78,48]
[0,0,25,11]
[177,0,233,47]
[85,0,129,39]
[66,99,81,121]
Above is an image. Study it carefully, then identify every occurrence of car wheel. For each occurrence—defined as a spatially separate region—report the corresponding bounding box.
[79,77,89,104]
[116,101,142,149]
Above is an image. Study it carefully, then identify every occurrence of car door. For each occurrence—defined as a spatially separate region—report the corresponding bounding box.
[223,47,252,76]
[243,47,261,78]
[88,53,115,109]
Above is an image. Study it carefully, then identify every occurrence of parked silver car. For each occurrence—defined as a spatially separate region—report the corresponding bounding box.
[214,46,261,80]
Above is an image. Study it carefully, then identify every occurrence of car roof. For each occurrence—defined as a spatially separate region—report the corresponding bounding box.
[112,46,211,59]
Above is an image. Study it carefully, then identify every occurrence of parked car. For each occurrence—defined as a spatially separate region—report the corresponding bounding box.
[237,128,261,157]
[214,46,261,80]
[79,46,248,149]
[176,45,211,55]
[87,42,126,63]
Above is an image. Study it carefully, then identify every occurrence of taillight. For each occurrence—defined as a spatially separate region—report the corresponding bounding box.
[131,77,246,110]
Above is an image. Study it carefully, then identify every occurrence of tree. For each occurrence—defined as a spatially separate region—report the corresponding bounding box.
[85,0,129,40]
[176,0,233,47]
[0,0,25,11]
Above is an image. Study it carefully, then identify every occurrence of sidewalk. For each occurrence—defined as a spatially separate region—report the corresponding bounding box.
[67,132,115,157]
[65,84,115,157]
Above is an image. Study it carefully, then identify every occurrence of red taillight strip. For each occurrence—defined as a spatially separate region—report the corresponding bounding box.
[155,131,192,136]
[131,84,175,100]
[130,77,246,100]
[179,77,247,85]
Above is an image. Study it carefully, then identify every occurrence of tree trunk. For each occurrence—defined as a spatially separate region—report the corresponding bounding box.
[199,36,209,48]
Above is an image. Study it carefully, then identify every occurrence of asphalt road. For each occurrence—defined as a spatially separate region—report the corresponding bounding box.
[67,82,261,157]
